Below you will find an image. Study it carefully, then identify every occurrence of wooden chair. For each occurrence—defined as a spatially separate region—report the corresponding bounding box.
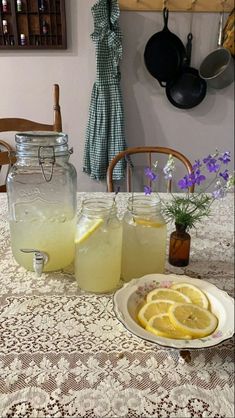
[0,83,62,133]
[106,146,194,193]
[0,84,62,192]
[0,140,16,192]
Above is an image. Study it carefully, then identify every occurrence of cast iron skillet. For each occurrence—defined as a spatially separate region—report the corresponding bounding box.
[165,33,207,109]
[144,8,187,87]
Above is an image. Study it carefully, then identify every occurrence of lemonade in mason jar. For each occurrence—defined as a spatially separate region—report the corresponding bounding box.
[75,198,122,293]
[121,195,167,281]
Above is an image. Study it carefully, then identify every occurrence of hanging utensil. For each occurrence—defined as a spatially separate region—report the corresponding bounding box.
[165,33,207,109]
[199,11,234,89]
[144,7,186,87]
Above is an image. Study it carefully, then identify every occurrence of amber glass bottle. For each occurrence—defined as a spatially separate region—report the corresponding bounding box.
[169,223,191,267]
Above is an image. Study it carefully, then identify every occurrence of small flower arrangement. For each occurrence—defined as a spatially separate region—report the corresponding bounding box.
[144,151,234,230]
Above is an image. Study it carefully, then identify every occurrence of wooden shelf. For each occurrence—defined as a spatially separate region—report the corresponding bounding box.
[0,0,66,49]
[119,0,234,12]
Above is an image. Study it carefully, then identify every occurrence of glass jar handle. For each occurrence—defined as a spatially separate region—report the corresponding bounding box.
[38,146,55,182]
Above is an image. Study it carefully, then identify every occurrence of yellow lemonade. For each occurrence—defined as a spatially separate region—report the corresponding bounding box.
[121,219,167,281]
[9,203,76,271]
[75,220,122,293]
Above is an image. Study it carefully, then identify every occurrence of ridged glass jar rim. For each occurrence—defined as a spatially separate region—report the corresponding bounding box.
[15,132,70,158]
[81,197,117,218]
[127,194,162,215]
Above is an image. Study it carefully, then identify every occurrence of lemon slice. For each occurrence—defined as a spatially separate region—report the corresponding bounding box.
[168,303,218,338]
[146,313,192,339]
[134,218,164,228]
[137,300,175,327]
[75,218,103,245]
[170,282,209,309]
[146,287,191,304]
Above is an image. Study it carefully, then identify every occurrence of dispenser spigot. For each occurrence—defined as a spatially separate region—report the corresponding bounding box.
[20,249,49,277]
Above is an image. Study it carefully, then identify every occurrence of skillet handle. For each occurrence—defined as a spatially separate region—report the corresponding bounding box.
[186,33,193,66]
[217,12,224,47]
[162,8,169,30]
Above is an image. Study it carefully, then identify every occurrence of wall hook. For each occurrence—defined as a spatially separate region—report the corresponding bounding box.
[187,0,197,10]
[162,0,169,11]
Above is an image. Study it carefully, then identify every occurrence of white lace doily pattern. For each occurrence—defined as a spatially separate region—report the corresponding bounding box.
[0,193,234,418]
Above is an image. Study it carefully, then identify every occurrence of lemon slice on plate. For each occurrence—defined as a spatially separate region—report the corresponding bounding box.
[146,287,191,304]
[75,218,103,245]
[168,303,218,338]
[171,282,209,309]
[137,300,175,327]
[146,313,192,340]
[134,218,164,228]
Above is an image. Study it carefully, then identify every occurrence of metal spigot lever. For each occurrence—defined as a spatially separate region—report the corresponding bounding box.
[20,249,49,277]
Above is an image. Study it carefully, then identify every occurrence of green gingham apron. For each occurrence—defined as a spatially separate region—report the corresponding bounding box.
[83,0,126,181]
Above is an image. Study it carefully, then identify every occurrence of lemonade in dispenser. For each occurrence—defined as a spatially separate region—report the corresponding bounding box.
[6,132,77,275]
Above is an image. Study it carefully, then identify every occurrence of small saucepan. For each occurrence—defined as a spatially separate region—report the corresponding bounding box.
[166,33,207,109]
[144,8,186,87]
[199,13,234,89]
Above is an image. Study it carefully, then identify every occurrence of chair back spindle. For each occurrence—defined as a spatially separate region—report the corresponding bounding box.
[107,146,194,193]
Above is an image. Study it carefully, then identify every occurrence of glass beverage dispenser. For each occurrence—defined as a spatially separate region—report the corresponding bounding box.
[6,132,77,276]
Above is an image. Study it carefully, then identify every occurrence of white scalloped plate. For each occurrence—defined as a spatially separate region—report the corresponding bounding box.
[113,274,234,350]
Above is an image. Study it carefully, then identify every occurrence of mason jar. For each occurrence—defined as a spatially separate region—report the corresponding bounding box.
[6,132,77,275]
[75,197,122,293]
[121,195,167,282]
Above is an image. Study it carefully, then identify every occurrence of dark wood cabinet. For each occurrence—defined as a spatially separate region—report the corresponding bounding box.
[0,0,67,49]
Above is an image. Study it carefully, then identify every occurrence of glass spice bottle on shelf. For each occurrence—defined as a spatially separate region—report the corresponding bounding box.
[168,223,191,267]
[2,19,8,34]
[2,0,8,13]
[20,33,26,46]
[42,20,48,35]
[17,0,22,12]
[39,0,46,12]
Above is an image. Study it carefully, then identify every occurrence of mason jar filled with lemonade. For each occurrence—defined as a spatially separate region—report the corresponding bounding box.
[6,132,77,275]
[121,195,167,282]
[75,197,122,293]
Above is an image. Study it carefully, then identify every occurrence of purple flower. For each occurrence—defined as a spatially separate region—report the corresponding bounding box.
[195,176,206,185]
[219,169,229,181]
[144,167,157,181]
[178,170,206,189]
[178,176,190,189]
[207,160,220,173]
[144,185,152,195]
[203,155,220,173]
[218,151,231,165]
[192,160,202,170]
[192,169,206,185]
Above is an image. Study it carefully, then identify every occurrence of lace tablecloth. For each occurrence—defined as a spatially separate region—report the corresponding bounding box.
[0,193,234,418]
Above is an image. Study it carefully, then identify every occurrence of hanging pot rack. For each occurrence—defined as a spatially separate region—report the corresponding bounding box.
[119,0,233,12]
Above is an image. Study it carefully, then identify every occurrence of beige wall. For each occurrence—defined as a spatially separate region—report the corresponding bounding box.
[0,0,234,191]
